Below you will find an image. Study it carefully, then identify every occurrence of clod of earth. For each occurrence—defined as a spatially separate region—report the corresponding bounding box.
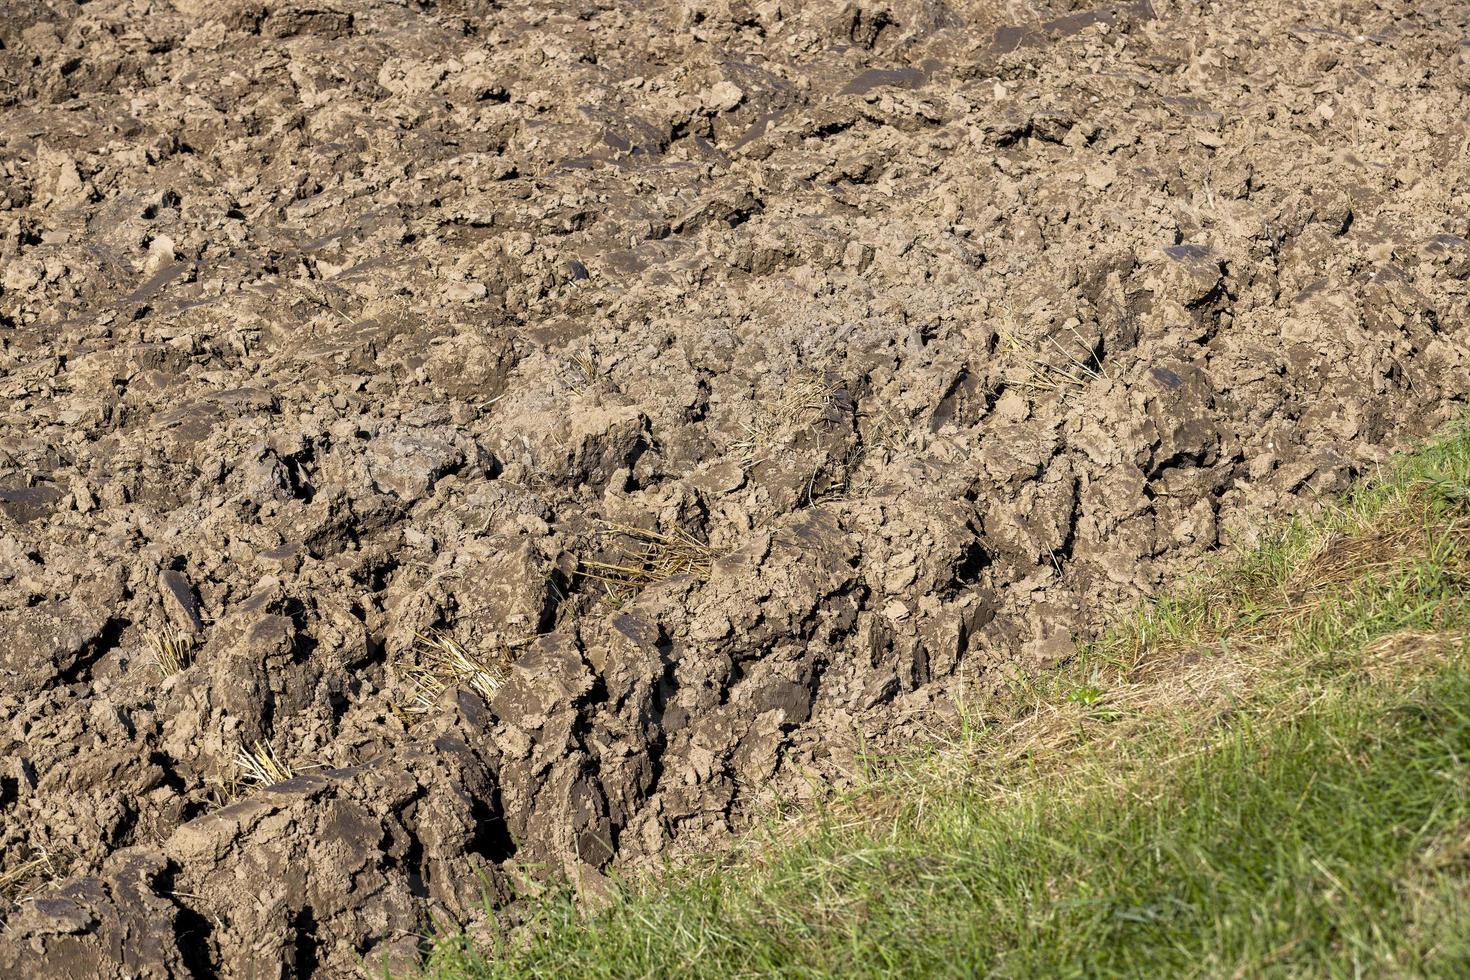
[2,0,1470,975]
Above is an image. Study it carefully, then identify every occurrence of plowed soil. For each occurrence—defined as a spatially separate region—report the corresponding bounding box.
[3,0,1469,975]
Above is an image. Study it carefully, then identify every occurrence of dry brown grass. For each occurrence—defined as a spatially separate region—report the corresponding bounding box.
[1083,493,1466,678]
[1223,503,1463,645]
[807,402,906,504]
[1360,629,1465,680]
[579,521,718,593]
[857,403,904,458]
[1287,522,1433,595]
[1398,819,1470,955]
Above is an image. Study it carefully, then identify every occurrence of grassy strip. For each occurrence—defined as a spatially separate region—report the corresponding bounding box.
[421,422,1470,979]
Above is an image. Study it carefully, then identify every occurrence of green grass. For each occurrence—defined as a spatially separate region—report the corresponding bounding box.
[417,420,1470,979]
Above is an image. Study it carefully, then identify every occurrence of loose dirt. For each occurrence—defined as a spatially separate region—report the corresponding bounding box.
[2,0,1468,975]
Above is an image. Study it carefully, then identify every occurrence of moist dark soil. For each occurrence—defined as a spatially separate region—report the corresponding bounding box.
[2,0,1469,975]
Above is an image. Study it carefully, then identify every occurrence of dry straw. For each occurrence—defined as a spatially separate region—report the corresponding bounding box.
[0,848,64,903]
[394,630,512,715]
[998,314,1109,393]
[578,521,718,592]
[732,375,840,467]
[147,630,193,677]
[233,741,299,788]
